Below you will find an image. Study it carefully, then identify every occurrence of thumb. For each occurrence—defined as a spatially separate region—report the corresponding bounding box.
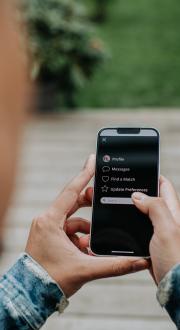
[79,234,90,249]
[86,256,149,281]
[132,192,173,229]
[85,187,93,204]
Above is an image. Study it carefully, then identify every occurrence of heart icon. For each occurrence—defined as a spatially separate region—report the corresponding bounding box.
[102,176,109,183]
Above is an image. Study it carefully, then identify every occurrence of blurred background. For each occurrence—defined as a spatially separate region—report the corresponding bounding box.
[22,0,180,110]
[1,0,179,329]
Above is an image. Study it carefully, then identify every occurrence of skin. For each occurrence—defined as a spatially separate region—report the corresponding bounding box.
[0,2,28,235]
[132,176,180,284]
[25,154,148,298]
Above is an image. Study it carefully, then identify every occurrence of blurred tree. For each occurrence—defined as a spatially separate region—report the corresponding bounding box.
[93,0,109,23]
[22,0,106,109]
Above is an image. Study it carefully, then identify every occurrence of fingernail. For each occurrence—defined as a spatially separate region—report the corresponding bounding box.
[89,153,95,159]
[87,154,96,164]
[132,192,147,202]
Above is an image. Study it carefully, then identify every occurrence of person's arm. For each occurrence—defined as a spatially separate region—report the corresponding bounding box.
[0,155,147,330]
[0,253,68,330]
[132,176,180,328]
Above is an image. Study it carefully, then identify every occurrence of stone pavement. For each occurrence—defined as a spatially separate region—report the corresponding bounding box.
[1,109,179,330]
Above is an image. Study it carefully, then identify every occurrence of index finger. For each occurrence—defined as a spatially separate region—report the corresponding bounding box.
[68,187,93,217]
[49,154,95,223]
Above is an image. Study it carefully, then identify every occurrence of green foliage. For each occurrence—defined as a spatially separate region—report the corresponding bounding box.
[93,0,109,23]
[22,0,106,108]
[84,0,110,23]
[78,0,180,108]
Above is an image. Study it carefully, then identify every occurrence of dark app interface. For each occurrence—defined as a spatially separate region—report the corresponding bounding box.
[91,133,159,256]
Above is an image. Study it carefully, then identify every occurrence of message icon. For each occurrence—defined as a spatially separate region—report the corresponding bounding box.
[102,176,109,183]
[102,166,110,173]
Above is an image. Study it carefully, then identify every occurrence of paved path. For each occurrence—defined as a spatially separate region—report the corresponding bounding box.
[1,110,179,330]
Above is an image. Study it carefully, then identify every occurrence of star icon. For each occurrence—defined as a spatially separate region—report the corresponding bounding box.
[101,185,109,193]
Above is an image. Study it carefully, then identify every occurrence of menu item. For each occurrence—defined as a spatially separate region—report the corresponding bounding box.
[90,127,160,257]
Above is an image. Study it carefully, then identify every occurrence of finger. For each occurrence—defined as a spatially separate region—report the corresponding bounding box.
[70,234,80,249]
[69,234,89,253]
[85,257,149,281]
[87,247,94,256]
[48,154,95,225]
[160,175,180,219]
[68,187,93,217]
[79,234,90,249]
[66,219,90,252]
[85,187,93,203]
[66,218,90,236]
[62,153,95,199]
[132,192,173,229]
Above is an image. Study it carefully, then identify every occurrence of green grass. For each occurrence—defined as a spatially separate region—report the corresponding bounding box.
[77,0,180,108]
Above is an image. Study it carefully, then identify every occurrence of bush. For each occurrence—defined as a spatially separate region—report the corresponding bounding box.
[22,0,106,109]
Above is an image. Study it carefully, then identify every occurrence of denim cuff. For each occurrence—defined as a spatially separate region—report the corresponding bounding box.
[157,264,180,328]
[0,253,69,329]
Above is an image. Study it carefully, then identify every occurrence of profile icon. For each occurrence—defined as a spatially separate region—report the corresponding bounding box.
[103,155,111,163]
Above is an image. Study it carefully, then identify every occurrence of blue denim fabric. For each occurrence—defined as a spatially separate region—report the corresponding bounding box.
[0,253,68,330]
[157,264,180,329]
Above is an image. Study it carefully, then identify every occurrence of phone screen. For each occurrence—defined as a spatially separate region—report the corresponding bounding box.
[91,128,159,257]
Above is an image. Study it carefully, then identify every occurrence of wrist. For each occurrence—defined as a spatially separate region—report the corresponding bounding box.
[43,256,89,298]
[152,256,180,284]
[51,261,88,298]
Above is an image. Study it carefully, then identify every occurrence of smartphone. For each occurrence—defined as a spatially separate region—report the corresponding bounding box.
[90,127,160,257]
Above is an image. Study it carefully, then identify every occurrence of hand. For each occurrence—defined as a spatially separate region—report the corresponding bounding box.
[132,176,180,284]
[26,154,148,298]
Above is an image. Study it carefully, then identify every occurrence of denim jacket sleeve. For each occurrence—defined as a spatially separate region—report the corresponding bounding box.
[157,264,180,329]
[0,253,69,330]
